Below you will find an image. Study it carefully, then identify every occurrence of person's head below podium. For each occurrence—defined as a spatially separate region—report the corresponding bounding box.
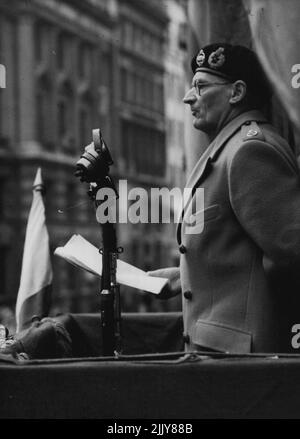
[183,43,272,142]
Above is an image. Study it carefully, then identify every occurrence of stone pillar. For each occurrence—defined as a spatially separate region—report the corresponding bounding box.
[17,12,37,150]
[1,15,17,145]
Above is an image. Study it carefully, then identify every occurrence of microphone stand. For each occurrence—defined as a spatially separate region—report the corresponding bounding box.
[78,129,122,356]
[100,222,122,356]
[89,175,122,357]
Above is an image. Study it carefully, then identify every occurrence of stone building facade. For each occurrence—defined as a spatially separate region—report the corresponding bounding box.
[0,0,187,316]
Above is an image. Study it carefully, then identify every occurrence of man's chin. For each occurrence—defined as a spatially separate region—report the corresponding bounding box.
[193,118,207,132]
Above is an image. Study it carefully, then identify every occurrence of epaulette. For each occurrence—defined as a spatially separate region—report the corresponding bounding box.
[241,120,265,141]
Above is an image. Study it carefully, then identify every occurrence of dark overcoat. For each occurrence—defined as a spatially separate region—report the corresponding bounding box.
[178,110,300,353]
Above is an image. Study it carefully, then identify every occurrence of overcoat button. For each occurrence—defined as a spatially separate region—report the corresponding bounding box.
[179,244,187,254]
[183,333,190,344]
[183,290,192,300]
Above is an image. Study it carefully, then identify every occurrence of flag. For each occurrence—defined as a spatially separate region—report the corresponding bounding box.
[15,168,53,332]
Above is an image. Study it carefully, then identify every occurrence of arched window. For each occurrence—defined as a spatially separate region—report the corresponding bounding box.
[56,32,73,73]
[79,100,93,147]
[78,84,94,149]
[36,75,53,149]
[35,20,52,65]
[78,42,93,80]
[57,80,75,152]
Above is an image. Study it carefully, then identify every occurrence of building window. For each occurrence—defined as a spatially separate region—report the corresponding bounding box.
[57,82,74,152]
[79,103,92,147]
[57,32,73,72]
[44,178,56,220]
[57,100,67,139]
[145,79,152,109]
[124,21,133,49]
[36,91,47,141]
[36,81,53,149]
[136,75,143,106]
[78,42,93,80]
[121,120,130,167]
[155,129,164,174]
[79,107,88,146]
[65,182,77,222]
[121,67,127,102]
[98,51,110,87]
[123,121,166,177]
[35,21,52,65]
[144,32,150,54]
[127,70,134,103]
[134,26,142,53]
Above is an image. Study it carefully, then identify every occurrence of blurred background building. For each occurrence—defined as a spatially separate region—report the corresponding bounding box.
[0,0,297,329]
[0,0,188,322]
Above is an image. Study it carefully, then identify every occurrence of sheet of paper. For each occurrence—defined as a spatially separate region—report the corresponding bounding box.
[54,234,168,295]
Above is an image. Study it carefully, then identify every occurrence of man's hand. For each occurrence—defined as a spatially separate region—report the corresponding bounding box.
[147,267,181,300]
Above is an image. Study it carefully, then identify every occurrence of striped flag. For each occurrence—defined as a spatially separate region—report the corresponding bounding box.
[15,168,53,332]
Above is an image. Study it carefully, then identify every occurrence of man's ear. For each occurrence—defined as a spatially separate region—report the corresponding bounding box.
[229,80,247,104]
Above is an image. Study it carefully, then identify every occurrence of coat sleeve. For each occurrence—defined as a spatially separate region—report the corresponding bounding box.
[228,139,300,266]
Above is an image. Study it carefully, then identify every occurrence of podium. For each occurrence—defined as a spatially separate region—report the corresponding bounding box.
[1,312,300,419]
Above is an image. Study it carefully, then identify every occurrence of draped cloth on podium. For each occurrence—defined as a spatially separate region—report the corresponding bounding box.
[3,313,184,359]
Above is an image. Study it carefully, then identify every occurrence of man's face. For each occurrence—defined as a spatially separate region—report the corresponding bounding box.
[183,71,232,135]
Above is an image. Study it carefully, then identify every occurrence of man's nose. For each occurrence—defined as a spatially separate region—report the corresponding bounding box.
[183,87,197,104]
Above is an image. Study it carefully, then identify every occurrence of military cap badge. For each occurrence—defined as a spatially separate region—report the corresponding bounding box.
[208,47,225,69]
[196,49,206,67]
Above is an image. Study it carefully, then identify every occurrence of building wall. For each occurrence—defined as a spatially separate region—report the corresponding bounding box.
[0,0,118,315]
[116,0,182,312]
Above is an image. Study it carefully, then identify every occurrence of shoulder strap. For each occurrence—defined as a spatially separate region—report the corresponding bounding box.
[241,120,265,142]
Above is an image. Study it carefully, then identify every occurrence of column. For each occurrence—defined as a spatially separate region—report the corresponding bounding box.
[17,12,37,150]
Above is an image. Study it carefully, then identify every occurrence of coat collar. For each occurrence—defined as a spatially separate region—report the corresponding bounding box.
[177,110,267,245]
[186,110,267,190]
[208,109,267,163]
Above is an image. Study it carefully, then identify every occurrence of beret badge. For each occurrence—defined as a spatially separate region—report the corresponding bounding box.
[208,47,225,69]
[196,49,206,67]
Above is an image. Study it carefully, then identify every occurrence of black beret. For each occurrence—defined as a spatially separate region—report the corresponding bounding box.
[191,43,272,101]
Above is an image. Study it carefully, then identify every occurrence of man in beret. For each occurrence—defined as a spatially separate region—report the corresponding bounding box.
[149,43,300,353]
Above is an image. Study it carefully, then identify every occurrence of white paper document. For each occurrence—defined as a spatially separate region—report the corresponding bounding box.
[54,234,168,295]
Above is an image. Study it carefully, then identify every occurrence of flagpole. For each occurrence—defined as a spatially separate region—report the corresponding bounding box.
[15,168,53,333]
